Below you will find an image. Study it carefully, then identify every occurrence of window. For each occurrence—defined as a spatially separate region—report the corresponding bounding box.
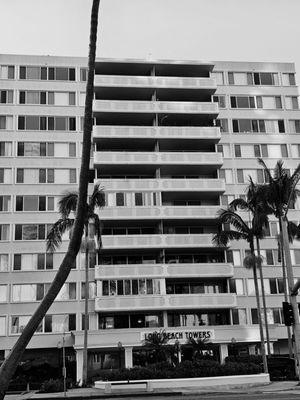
[230,96,255,109]
[289,120,300,133]
[11,316,32,334]
[245,72,279,86]
[0,90,13,104]
[0,225,9,240]
[282,73,296,86]
[18,116,76,131]
[0,285,7,302]
[69,143,76,157]
[0,196,10,211]
[55,283,76,300]
[0,142,12,156]
[45,314,76,333]
[20,66,75,81]
[12,284,50,302]
[217,144,231,158]
[226,250,241,265]
[0,65,14,79]
[228,72,251,85]
[215,119,228,132]
[0,115,13,130]
[213,95,226,108]
[14,224,49,240]
[16,196,54,211]
[14,253,53,271]
[285,96,299,110]
[116,193,125,206]
[0,316,6,336]
[211,71,224,85]
[0,168,11,184]
[80,68,87,81]
[232,309,247,325]
[256,96,282,109]
[232,119,284,134]
[269,278,284,294]
[219,169,233,183]
[0,254,9,271]
[291,250,300,265]
[81,282,96,299]
[135,193,144,206]
[229,279,244,295]
[102,279,161,296]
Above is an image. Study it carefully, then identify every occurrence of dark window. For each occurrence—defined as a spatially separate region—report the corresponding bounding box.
[234,145,241,157]
[116,193,125,206]
[40,92,46,104]
[230,97,237,108]
[232,120,239,132]
[13,254,21,270]
[40,117,47,130]
[39,169,46,183]
[266,250,274,265]
[254,73,260,85]
[254,145,261,157]
[251,309,258,324]
[15,225,22,240]
[19,91,25,104]
[18,116,25,130]
[258,120,266,132]
[39,196,46,211]
[278,120,285,133]
[270,278,277,294]
[232,309,239,325]
[69,314,76,330]
[228,72,234,84]
[37,254,45,270]
[69,117,76,131]
[69,68,75,81]
[135,193,143,206]
[16,196,23,211]
[8,66,14,79]
[41,67,47,80]
[16,169,24,183]
[17,142,24,156]
[48,68,55,80]
[19,66,26,79]
[48,117,54,131]
[56,67,68,80]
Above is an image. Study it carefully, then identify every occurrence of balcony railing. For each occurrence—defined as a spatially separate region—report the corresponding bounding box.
[94,75,217,89]
[95,263,234,280]
[94,151,223,166]
[102,233,216,249]
[93,126,221,141]
[100,206,220,220]
[94,293,236,312]
[96,178,226,192]
[93,100,218,114]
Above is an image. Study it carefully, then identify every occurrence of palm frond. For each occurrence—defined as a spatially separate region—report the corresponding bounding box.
[212,230,248,247]
[217,209,250,235]
[58,192,78,217]
[89,183,105,210]
[228,198,250,212]
[243,254,262,270]
[273,160,284,180]
[90,212,103,250]
[46,218,74,252]
[257,158,274,183]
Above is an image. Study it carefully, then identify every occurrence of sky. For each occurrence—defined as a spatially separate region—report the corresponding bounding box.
[1,0,300,78]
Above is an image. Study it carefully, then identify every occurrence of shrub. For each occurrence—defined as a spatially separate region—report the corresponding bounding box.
[92,360,262,382]
[40,379,64,393]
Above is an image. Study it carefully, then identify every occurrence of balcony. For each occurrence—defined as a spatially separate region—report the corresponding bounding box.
[93,126,221,142]
[94,152,223,167]
[93,100,218,115]
[94,293,236,312]
[96,179,226,193]
[102,234,216,249]
[94,75,216,91]
[95,263,233,280]
[100,206,220,220]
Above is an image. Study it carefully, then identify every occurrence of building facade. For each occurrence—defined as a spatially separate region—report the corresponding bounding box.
[1,54,300,382]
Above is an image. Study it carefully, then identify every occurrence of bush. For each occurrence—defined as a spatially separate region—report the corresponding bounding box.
[40,379,64,393]
[92,360,262,382]
[225,355,262,365]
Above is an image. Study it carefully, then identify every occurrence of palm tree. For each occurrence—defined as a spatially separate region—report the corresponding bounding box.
[143,329,171,364]
[186,337,212,361]
[212,209,268,373]
[47,184,105,386]
[257,158,300,374]
[0,2,101,398]
[229,180,271,355]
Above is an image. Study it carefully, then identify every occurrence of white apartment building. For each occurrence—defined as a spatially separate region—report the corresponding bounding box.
[0,54,300,382]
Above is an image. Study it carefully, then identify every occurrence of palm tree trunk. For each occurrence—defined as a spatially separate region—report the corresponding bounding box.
[280,216,300,378]
[250,241,268,373]
[82,224,89,386]
[255,237,271,355]
[278,235,293,358]
[0,2,100,398]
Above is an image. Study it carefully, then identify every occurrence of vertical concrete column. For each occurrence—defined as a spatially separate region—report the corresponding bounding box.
[219,344,228,364]
[76,349,84,385]
[269,342,274,354]
[163,311,168,327]
[124,346,133,368]
[160,278,166,295]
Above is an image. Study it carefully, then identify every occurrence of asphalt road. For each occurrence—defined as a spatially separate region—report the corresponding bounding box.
[108,393,300,400]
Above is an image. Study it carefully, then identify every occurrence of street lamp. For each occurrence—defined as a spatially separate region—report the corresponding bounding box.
[117,341,123,370]
[57,332,67,397]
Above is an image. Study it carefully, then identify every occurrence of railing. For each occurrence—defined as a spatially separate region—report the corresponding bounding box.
[94,151,223,165]
[95,263,234,279]
[94,293,236,312]
[97,178,226,192]
[101,233,216,249]
[94,75,217,89]
[93,100,218,114]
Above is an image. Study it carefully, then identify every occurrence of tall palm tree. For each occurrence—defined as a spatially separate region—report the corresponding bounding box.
[212,209,268,373]
[229,179,271,355]
[143,329,171,364]
[0,2,101,398]
[257,158,300,375]
[186,337,212,361]
[47,184,105,386]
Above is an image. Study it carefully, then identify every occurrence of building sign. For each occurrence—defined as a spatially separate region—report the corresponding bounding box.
[141,329,215,344]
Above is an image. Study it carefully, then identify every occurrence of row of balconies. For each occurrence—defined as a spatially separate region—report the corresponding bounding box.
[94,75,217,90]
[93,100,218,115]
[94,293,236,312]
[95,263,234,280]
[92,126,221,141]
[93,151,222,166]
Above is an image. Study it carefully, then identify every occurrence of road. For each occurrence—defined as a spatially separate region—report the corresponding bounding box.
[108,393,300,400]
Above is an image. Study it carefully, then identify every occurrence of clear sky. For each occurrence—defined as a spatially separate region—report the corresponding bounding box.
[1,0,300,78]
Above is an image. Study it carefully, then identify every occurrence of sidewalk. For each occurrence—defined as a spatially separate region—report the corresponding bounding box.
[4,381,300,400]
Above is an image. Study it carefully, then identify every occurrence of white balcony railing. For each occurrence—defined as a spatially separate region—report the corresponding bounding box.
[94,293,236,312]
[101,233,215,249]
[96,179,226,192]
[93,100,218,114]
[93,126,221,140]
[94,75,217,89]
[95,263,234,280]
[94,151,223,166]
[99,206,220,220]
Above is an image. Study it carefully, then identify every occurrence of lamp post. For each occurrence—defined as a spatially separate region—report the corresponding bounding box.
[231,337,237,361]
[117,341,123,370]
[57,332,66,397]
